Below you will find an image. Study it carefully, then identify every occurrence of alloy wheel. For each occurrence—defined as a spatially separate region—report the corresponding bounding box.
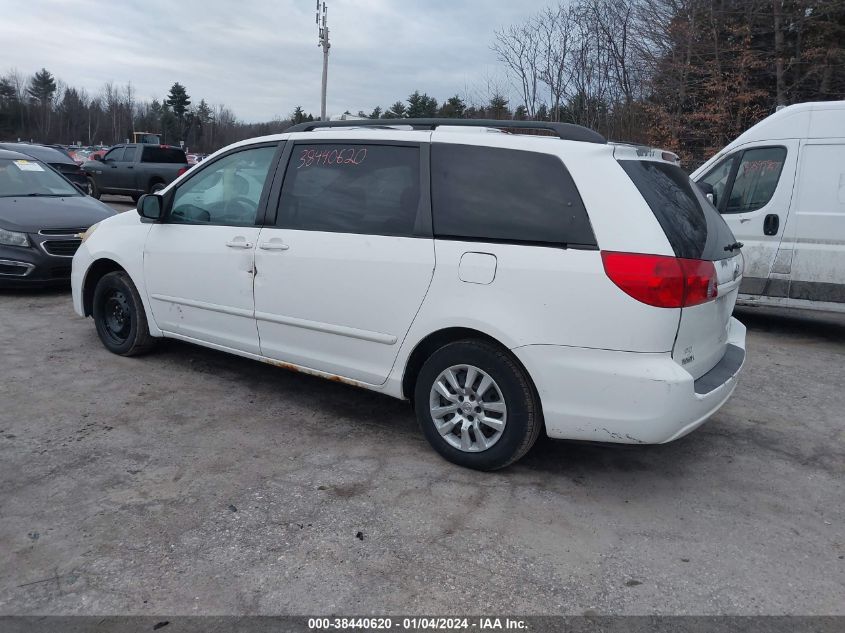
[428,364,508,452]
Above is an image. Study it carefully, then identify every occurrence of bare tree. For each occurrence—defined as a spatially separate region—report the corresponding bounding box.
[492,20,542,117]
[9,69,28,137]
[124,82,135,136]
[536,4,574,121]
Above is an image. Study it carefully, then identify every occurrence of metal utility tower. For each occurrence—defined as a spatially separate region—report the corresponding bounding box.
[316,1,330,120]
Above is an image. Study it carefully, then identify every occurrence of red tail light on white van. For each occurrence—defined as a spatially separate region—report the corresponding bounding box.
[601,251,718,308]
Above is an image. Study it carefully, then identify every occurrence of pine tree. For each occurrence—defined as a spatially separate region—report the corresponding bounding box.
[0,78,17,136]
[165,82,191,143]
[384,101,407,118]
[166,83,191,118]
[536,104,549,121]
[486,94,511,120]
[27,68,57,137]
[407,91,438,118]
[438,95,466,118]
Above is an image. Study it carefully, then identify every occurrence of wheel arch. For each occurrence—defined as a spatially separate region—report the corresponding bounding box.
[82,258,128,317]
[147,175,166,192]
[400,327,538,404]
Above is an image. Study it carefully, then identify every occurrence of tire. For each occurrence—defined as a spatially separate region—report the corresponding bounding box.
[88,177,101,200]
[414,339,542,470]
[150,182,165,194]
[92,271,156,356]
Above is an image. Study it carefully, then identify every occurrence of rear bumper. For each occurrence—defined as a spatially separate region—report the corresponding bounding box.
[512,317,747,444]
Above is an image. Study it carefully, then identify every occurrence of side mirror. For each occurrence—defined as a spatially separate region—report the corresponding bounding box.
[696,181,716,206]
[137,194,164,221]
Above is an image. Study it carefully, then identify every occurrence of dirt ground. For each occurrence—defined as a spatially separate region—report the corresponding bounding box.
[0,257,843,614]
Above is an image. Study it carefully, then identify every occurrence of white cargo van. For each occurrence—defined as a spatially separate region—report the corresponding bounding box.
[691,101,845,313]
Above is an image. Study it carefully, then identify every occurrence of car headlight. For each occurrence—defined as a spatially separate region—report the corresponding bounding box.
[78,222,100,244]
[0,227,29,247]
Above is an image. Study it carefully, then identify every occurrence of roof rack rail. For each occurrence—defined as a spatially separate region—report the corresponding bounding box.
[285,118,607,144]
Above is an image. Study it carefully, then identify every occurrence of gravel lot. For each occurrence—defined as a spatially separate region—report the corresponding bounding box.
[0,199,842,615]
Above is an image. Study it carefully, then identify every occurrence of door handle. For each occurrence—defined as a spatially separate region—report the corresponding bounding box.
[763,214,779,236]
[259,240,290,251]
[225,238,253,249]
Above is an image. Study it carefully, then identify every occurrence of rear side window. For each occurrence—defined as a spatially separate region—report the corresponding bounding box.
[431,144,596,247]
[276,144,421,237]
[142,146,187,164]
[619,160,737,261]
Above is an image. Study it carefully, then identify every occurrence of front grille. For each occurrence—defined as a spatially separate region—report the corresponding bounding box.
[39,228,86,236]
[41,239,81,257]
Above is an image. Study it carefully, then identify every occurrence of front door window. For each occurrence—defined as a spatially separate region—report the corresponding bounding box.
[170,146,276,226]
[725,147,787,214]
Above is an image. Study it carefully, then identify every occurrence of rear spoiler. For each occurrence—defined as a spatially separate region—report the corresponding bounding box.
[611,142,680,166]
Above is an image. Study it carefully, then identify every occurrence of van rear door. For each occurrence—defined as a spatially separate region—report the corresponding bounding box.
[617,153,742,380]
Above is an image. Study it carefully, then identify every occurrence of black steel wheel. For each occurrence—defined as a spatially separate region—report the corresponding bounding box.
[92,271,156,356]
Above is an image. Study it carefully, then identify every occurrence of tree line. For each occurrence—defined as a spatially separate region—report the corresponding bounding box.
[1,0,842,166]
[0,71,293,154]
[492,0,844,164]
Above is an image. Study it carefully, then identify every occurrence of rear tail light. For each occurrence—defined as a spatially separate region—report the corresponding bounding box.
[601,251,718,308]
[177,167,188,176]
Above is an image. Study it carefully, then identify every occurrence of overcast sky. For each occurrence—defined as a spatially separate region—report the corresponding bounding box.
[3,0,553,122]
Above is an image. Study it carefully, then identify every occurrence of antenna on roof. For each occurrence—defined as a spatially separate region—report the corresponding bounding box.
[316,1,330,121]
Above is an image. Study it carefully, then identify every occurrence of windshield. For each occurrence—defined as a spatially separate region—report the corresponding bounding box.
[0,158,80,197]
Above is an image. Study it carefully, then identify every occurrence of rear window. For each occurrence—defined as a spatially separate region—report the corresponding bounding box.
[142,146,186,164]
[431,144,596,247]
[619,160,737,261]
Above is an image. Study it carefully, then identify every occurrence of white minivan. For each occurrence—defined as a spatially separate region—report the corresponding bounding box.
[72,119,746,470]
[692,101,845,312]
